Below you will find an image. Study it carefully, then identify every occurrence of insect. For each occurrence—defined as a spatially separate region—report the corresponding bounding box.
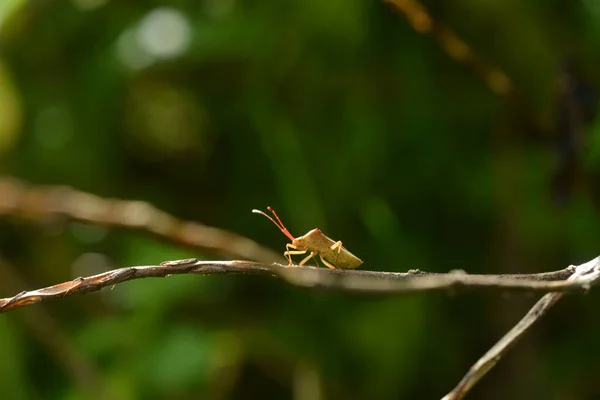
[252,207,363,269]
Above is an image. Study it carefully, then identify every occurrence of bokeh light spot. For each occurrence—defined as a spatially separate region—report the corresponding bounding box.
[136,7,191,59]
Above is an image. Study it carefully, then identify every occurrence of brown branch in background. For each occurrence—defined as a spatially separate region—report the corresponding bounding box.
[0,177,283,263]
[443,256,600,400]
[0,255,109,399]
[385,0,513,95]
[2,257,597,314]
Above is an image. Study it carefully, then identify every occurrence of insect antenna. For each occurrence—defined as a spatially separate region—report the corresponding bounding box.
[252,207,295,241]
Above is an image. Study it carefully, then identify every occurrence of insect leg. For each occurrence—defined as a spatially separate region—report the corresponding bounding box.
[284,250,307,260]
[285,243,305,265]
[319,255,337,269]
[330,241,343,253]
[299,252,316,266]
[313,256,321,268]
[285,250,307,256]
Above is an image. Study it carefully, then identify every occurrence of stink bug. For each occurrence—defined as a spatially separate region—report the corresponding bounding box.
[252,207,363,269]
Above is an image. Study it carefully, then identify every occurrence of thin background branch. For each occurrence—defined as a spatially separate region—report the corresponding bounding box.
[385,0,512,96]
[0,177,283,263]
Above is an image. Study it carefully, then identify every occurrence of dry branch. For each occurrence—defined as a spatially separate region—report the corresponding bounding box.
[1,257,597,314]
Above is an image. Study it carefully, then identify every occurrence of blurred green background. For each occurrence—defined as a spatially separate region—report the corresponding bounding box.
[1,0,600,399]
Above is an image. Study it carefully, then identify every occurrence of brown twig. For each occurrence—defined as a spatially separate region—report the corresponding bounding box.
[0,177,283,263]
[1,258,597,314]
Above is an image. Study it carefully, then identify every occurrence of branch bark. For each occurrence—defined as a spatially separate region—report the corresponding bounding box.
[1,257,597,314]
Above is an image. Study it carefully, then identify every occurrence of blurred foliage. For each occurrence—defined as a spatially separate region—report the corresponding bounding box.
[1,0,600,399]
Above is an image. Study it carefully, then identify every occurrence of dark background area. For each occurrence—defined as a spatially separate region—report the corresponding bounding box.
[1,0,600,399]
